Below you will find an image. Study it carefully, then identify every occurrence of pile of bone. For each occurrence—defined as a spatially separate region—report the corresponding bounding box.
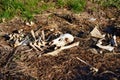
[4,29,75,52]
[90,26,120,52]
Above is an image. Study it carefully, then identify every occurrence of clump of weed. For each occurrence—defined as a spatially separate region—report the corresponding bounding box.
[94,0,120,10]
[0,0,86,22]
[0,0,49,19]
[57,0,86,13]
[0,0,38,21]
[0,0,55,22]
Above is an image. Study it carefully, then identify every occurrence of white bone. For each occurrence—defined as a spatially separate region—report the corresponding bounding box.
[90,27,105,38]
[96,39,114,51]
[14,37,29,47]
[31,30,36,40]
[44,42,79,56]
[41,30,45,41]
[113,35,117,46]
[89,18,96,22]
[33,41,43,51]
[14,39,20,47]
[50,33,74,48]
[26,21,34,26]
[29,42,38,51]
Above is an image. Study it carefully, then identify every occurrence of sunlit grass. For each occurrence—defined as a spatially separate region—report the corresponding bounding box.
[0,0,54,22]
[0,0,119,22]
[0,0,86,22]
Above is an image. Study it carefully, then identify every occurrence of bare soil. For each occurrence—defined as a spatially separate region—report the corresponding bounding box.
[0,2,120,80]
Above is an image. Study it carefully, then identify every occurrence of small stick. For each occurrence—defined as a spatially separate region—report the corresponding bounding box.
[44,42,79,56]
[76,57,98,72]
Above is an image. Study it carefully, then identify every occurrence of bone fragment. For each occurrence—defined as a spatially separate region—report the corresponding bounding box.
[96,39,114,51]
[33,41,43,51]
[111,35,117,46]
[76,57,98,72]
[26,21,34,26]
[90,27,105,38]
[41,30,45,41]
[29,42,38,51]
[14,37,29,47]
[14,39,21,47]
[89,17,96,22]
[31,30,36,40]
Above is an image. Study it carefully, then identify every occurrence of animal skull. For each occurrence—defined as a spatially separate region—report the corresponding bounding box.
[49,33,74,49]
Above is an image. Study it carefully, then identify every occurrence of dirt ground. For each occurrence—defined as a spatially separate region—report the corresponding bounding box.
[0,2,120,80]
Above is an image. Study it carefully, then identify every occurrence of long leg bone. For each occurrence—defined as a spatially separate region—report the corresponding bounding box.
[44,42,79,56]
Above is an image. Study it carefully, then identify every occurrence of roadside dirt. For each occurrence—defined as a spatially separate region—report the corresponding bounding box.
[0,3,120,80]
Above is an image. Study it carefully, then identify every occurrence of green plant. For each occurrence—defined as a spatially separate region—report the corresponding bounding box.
[0,0,41,21]
[57,0,86,13]
[67,0,86,12]
[96,0,120,9]
[0,0,86,22]
[40,2,55,12]
[57,0,67,7]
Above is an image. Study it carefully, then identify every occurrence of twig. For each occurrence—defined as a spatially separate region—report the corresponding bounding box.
[44,42,79,56]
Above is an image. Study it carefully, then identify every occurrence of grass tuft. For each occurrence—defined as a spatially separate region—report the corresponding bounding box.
[94,0,120,9]
[0,0,56,22]
[0,0,119,22]
[57,0,86,13]
[0,0,53,22]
